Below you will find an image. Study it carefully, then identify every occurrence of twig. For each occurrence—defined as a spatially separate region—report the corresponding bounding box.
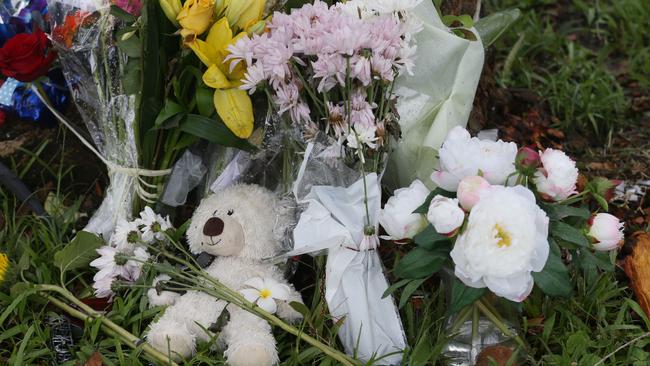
[593,332,650,366]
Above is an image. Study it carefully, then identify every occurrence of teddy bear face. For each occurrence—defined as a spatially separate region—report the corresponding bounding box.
[186,184,287,260]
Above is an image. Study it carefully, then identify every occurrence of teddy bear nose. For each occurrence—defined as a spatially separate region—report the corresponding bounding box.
[203,217,224,236]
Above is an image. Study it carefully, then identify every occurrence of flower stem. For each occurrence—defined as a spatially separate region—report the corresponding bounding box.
[35,284,178,366]
[475,299,526,349]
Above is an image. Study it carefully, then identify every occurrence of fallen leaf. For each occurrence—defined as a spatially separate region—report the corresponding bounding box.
[84,352,103,366]
[624,232,650,318]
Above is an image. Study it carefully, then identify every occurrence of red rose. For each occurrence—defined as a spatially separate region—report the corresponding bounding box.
[0,29,57,82]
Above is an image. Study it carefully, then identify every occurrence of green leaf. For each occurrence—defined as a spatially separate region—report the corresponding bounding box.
[289,301,311,318]
[475,9,521,47]
[542,203,590,221]
[123,59,141,95]
[550,221,590,247]
[413,224,451,250]
[399,279,426,309]
[457,14,474,28]
[532,250,572,297]
[54,231,104,275]
[180,114,256,152]
[382,278,412,299]
[394,247,448,279]
[447,279,486,315]
[413,188,455,214]
[196,87,215,117]
[591,193,609,211]
[154,99,185,128]
[116,34,142,58]
[110,5,137,23]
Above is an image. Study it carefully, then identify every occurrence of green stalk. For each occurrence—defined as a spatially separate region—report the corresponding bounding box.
[36,285,178,366]
[476,299,526,349]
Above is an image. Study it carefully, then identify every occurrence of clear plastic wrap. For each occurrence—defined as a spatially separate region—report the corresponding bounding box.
[161,150,206,207]
[48,0,140,240]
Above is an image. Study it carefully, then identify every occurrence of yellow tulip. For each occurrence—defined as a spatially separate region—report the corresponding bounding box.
[160,0,182,26]
[177,0,214,36]
[225,0,266,31]
[187,19,254,138]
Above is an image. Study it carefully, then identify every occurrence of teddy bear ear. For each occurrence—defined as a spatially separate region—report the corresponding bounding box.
[273,194,299,252]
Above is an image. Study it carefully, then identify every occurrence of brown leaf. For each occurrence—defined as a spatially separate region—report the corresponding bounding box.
[84,352,103,366]
[476,345,517,366]
[624,233,650,318]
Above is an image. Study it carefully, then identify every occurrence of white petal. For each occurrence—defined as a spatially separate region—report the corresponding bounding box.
[244,277,266,291]
[240,288,260,303]
[268,282,291,300]
[430,170,460,191]
[484,273,534,302]
[257,296,278,314]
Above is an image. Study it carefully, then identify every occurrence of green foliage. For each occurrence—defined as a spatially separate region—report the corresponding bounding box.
[53,232,104,277]
[447,279,486,315]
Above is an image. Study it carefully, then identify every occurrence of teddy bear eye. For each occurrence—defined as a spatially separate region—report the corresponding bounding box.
[227,209,234,216]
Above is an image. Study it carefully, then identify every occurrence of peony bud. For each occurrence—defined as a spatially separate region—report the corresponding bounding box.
[588,213,624,251]
[427,195,465,235]
[515,146,541,175]
[378,180,430,241]
[457,176,491,211]
[533,148,578,201]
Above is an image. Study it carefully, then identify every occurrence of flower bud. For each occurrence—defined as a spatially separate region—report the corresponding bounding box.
[427,195,465,235]
[588,213,624,251]
[515,146,541,175]
[246,19,266,35]
[378,179,429,241]
[177,0,215,36]
[457,175,491,211]
[225,0,265,31]
[159,0,182,26]
[533,148,578,201]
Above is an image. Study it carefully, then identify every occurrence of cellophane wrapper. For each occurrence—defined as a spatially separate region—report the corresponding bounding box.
[48,0,139,240]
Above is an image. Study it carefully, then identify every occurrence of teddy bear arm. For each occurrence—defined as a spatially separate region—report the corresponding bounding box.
[276,283,305,324]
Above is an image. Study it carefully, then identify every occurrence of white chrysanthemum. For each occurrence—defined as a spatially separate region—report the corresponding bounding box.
[431,127,518,191]
[110,219,141,253]
[588,213,624,251]
[450,186,550,302]
[379,179,430,241]
[136,206,173,243]
[427,195,465,235]
[240,277,291,314]
[533,148,579,201]
[147,274,181,308]
[92,275,115,299]
[90,246,150,286]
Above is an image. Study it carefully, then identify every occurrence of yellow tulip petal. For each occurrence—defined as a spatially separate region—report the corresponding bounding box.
[203,65,233,89]
[188,38,220,67]
[207,18,233,52]
[213,88,254,138]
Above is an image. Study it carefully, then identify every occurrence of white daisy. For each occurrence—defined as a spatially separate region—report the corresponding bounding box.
[135,207,173,243]
[110,219,142,253]
[240,277,291,314]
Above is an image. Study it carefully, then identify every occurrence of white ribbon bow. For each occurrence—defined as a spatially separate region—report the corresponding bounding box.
[288,173,406,365]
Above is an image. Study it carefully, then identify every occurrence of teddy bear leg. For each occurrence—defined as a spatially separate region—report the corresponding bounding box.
[221,308,279,366]
[147,290,225,360]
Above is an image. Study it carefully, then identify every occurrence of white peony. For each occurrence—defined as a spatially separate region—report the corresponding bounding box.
[426,195,465,235]
[533,148,578,201]
[431,127,518,191]
[379,179,430,241]
[588,213,624,251]
[450,186,550,302]
[456,175,491,211]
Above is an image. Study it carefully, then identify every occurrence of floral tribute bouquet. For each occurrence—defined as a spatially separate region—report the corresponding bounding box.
[223,0,426,363]
[381,126,624,364]
[0,0,70,127]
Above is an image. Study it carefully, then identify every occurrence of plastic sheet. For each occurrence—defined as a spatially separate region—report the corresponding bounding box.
[48,0,139,240]
[161,150,207,207]
[387,0,485,189]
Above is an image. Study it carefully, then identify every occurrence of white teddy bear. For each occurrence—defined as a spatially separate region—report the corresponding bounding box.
[146,184,304,366]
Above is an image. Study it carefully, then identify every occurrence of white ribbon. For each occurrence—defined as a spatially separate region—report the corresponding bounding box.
[288,170,406,364]
[31,84,171,203]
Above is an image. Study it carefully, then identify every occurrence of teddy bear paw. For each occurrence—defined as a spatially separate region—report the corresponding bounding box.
[226,343,279,366]
[147,321,196,360]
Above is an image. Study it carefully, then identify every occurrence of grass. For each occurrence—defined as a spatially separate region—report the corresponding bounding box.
[486,0,650,143]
